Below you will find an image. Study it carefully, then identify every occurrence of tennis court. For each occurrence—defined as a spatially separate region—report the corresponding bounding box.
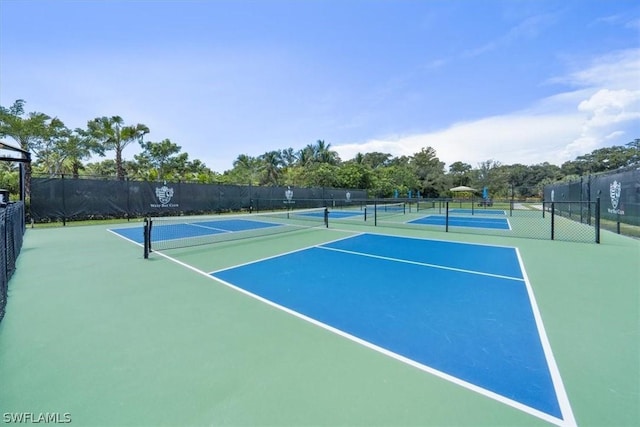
[409,214,512,230]
[1,208,638,426]
[210,233,570,424]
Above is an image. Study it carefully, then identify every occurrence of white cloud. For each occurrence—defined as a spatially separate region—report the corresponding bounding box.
[335,113,584,168]
[563,49,640,89]
[335,49,640,168]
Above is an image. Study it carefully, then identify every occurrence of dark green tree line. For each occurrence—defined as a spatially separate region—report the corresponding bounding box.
[2,99,638,200]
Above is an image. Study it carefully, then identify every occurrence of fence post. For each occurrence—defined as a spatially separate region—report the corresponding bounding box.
[61,174,66,226]
[550,202,555,240]
[595,197,601,244]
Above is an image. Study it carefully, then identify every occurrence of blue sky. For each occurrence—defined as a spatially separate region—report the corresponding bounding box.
[1,0,639,173]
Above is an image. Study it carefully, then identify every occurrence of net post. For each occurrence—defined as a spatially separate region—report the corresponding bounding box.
[143,217,153,259]
[445,201,449,232]
[324,207,329,228]
[374,200,378,226]
[143,218,149,259]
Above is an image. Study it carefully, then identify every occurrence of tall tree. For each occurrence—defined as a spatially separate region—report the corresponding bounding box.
[228,154,262,185]
[259,150,284,186]
[136,138,182,180]
[448,161,473,186]
[280,147,298,167]
[298,143,317,166]
[410,147,446,197]
[67,130,96,178]
[0,99,65,193]
[315,139,340,165]
[84,159,118,176]
[87,116,149,180]
[362,152,392,169]
[336,163,373,189]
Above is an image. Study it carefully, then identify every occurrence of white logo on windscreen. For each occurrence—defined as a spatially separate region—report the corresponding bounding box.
[346,192,351,202]
[284,186,294,204]
[608,180,624,215]
[151,182,178,208]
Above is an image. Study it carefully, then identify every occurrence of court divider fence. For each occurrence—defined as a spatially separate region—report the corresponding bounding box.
[0,201,26,323]
[325,198,602,244]
[29,176,367,224]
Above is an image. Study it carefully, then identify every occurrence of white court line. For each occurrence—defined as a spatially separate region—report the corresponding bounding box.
[107,228,144,247]
[515,248,577,426]
[316,245,524,282]
[187,222,234,233]
[208,232,364,275]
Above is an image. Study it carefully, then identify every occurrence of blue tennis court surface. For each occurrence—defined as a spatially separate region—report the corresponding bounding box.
[211,233,570,423]
[410,215,511,230]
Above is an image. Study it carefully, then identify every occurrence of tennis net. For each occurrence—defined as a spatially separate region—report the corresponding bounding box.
[365,202,406,220]
[144,207,328,256]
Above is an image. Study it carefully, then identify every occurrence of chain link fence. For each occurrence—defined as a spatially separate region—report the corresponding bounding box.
[0,201,26,323]
[544,167,640,239]
[327,198,601,244]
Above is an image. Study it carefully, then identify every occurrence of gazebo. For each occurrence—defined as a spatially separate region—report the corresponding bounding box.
[450,186,478,209]
[450,186,477,193]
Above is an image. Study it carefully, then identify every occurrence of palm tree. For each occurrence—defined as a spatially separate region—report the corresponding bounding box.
[314,139,340,165]
[232,154,262,185]
[298,144,317,166]
[87,116,149,180]
[259,150,284,185]
[280,147,298,167]
[0,99,65,194]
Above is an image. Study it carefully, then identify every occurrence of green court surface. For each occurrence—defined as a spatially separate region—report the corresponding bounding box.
[0,218,638,426]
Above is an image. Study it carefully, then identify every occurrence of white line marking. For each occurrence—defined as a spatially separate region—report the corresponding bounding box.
[208,232,364,275]
[188,222,234,233]
[515,248,577,426]
[317,245,524,282]
[107,228,144,247]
